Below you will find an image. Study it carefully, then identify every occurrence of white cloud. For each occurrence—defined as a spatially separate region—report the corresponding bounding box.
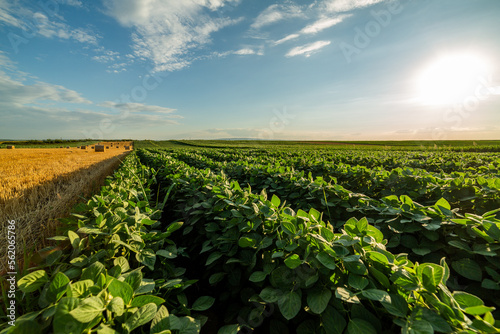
[32,12,98,44]
[92,49,120,63]
[0,3,99,45]
[59,0,83,7]
[234,48,255,55]
[321,0,386,12]
[285,40,331,57]
[0,66,91,106]
[0,0,25,28]
[103,0,243,72]
[251,3,305,29]
[300,15,351,34]
[99,101,181,118]
[272,13,350,46]
[232,47,264,56]
[274,33,300,45]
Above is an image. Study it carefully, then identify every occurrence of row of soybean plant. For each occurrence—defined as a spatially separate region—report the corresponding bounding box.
[2,153,211,334]
[166,148,500,213]
[144,148,500,310]
[190,147,500,175]
[137,149,500,333]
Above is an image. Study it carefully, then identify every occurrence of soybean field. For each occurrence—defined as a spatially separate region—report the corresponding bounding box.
[4,142,500,334]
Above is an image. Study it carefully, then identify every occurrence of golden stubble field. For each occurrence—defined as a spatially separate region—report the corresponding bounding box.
[0,143,132,272]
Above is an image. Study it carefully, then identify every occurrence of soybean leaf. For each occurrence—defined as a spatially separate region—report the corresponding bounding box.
[108,279,134,305]
[123,303,157,333]
[452,258,482,282]
[107,297,125,316]
[69,296,104,323]
[278,291,301,320]
[238,237,257,248]
[81,262,105,283]
[284,254,301,269]
[151,305,170,334]
[192,296,215,311]
[316,251,336,270]
[348,275,369,291]
[259,287,283,303]
[53,297,86,334]
[206,252,223,266]
[381,294,408,318]
[218,324,240,334]
[47,272,70,303]
[307,288,331,314]
[249,271,267,283]
[347,319,376,334]
[335,287,360,304]
[453,291,484,310]
[361,289,390,303]
[136,249,156,271]
[114,257,130,273]
[322,306,346,334]
[131,295,165,308]
[18,270,48,293]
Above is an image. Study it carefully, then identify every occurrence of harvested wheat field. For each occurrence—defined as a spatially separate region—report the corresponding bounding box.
[0,147,131,272]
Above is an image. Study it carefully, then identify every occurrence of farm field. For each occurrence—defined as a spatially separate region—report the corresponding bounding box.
[0,145,132,273]
[3,142,500,333]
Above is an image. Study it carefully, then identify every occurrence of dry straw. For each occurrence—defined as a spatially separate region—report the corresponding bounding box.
[0,148,131,273]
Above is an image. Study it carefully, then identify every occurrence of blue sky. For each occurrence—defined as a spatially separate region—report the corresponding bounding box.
[0,0,499,140]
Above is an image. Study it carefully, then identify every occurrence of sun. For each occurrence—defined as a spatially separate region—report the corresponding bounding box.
[415,52,492,106]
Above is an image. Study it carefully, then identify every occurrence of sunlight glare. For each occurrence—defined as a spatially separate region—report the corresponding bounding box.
[416,52,492,105]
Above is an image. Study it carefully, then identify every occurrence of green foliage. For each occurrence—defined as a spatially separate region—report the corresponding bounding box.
[5,144,499,333]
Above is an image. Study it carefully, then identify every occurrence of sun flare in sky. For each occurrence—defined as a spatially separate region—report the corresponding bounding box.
[415,52,493,106]
[1,0,500,140]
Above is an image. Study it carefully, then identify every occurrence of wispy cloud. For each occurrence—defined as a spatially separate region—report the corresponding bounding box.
[0,54,91,106]
[33,12,99,44]
[233,47,264,56]
[234,48,256,55]
[99,101,181,118]
[0,0,26,28]
[91,49,120,63]
[300,15,351,34]
[321,0,387,12]
[103,0,243,72]
[273,14,350,47]
[0,2,99,45]
[274,33,300,45]
[285,40,331,57]
[59,0,83,7]
[250,3,305,30]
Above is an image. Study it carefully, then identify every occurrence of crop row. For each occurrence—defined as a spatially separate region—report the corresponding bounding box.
[163,149,500,214]
[139,149,500,309]
[2,154,209,333]
[178,147,500,175]
[137,149,500,333]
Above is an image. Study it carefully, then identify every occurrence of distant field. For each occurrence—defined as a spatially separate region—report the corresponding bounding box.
[300,140,500,147]
[134,139,500,151]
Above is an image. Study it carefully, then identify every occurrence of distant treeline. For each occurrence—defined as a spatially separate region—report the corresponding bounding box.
[2,139,132,145]
[3,139,93,145]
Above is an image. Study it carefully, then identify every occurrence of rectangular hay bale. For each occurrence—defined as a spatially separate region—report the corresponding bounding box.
[95,145,105,152]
